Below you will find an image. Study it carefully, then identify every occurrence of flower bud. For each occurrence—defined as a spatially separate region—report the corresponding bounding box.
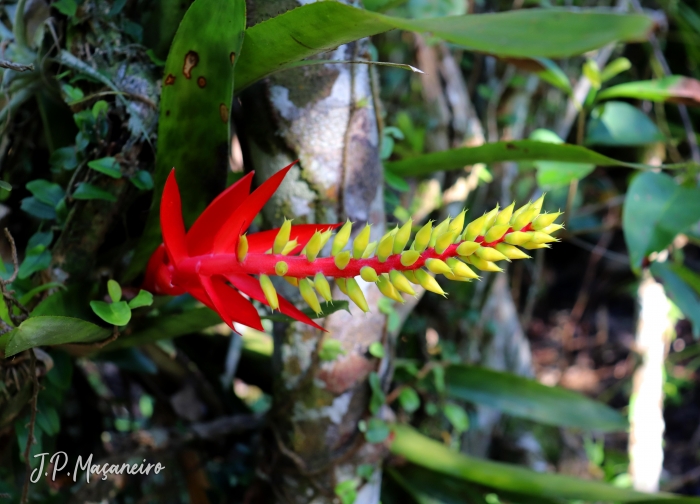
[273,219,292,254]
[259,274,279,310]
[377,274,404,303]
[435,230,459,254]
[390,270,416,295]
[377,231,395,262]
[425,258,452,275]
[521,242,551,250]
[463,214,487,241]
[430,217,451,247]
[403,270,419,284]
[414,269,446,296]
[412,220,433,252]
[511,205,540,231]
[299,278,322,315]
[532,212,561,230]
[510,202,531,224]
[495,202,515,225]
[360,266,379,283]
[446,257,479,279]
[456,241,479,256]
[305,231,323,261]
[283,276,299,287]
[400,250,421,267]
[444,271,471,282]
[346,277,369,312]
[275,261,289,276]
[335,251,351,270]
[237,234,248,263]
[332,219,352,255]
[495,243,530,260]
[448,209,466,234]
[529,232,558,244]
[475,246,508,262]
[280,239,298,256]
[530,193,545,215]
[541,223,564,235]
[484,224,510,244]
[314,273,332,302]
[504,231,533,246]
[319,228,334,249]
[353,224,372,259]
[336,277,348,295]
[393,219,413,254]
[482,205,500,230]
[362,241,377,258]
[467,255,503,272]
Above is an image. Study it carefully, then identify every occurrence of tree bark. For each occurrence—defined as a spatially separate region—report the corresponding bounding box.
[242,2,388,501]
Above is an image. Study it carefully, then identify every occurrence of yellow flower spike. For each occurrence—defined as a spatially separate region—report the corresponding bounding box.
[496,243,530,260]
[299,278,322,315]
[403,270,419,284]
[413,220,433,252]
[475,246,509,262]
[448,210,467,234]
[414,269,446,296]
[463,214,487,241]
[377,274,405,303]
[510,202,531,224]
[504,231,533,246]
[390,270,416,295]
[467,255,503,272]
[446,257,479,279]
[521,242,551,250]
[393,219,413,254]
[304,231,323,262]
[430,217,451,247]
[237,234,248,263]
[444,271,471,282]
[334,250,351,270]
[530,231,558,244]
[273,219,292,254]
[530,193,545,214]
[275,261,289,276]
[400,250,421,267]
[319,228,334,249]
[495,202,515,226]
[336,277,348,295]
[353,224,372,259]
[456,241,480,256]
[362,241,377,259]
[346,277,370,312]
[259,274,279,310]
[435,230,459,255]
[283,276,299,287]
[484,224,510,244]
[280,239,298,256]
[482,205,500,230]
[541,223,564,235]
[425,258,452,275]
[377,231,395,262]
[511,204,541,231]
[314,273,333,302]
[360,266,379,283]
[532,211,561,230]
[332,219,353,256]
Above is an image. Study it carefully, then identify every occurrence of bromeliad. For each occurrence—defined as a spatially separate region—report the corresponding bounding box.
[143,162,562,332]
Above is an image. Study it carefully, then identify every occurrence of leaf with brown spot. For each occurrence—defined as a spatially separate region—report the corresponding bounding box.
[598,75,700,106]
[183,50,199,79]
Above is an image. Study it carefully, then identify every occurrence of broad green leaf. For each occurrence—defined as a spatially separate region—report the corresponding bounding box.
[444,365,627,431]
[21,197,56,220]
[128,290,154,309]
[72,182,117,202]
[53,0,77,17]
[87,157,122,178]
[50,146,78,171]
[18,249,51,280]
[384,140,674,178]
[107,279,122,303]
[130,170,154,190]
[4,316,110,357]
[650,262,700,338]
[32,283,98,320]
[399,387,421,413]
[369,341,385,358]
[18,282,64,306]
[235,4,652,93]
[668,263,700,296]
[598,76,700,106]
[0,180,11,191]
[90,300,132,326]
[443,402,469,433]
[586,101,664,146]
[623,172,700,271]
[533,58,572,94]
[127,0,246,280]
[390,425,687,502]
[26,180,65,207]
[530,129,595,188]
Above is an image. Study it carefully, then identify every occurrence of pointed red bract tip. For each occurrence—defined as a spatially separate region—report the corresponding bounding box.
[161,169,188,265]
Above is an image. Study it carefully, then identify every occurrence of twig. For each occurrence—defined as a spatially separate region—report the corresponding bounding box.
[4,228,19,284]
[20,350,39,504]
[0,60,33,72]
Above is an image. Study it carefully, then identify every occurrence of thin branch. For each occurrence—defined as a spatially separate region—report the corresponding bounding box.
[0,60,33,72]
[20,350,39,504]
[4,228,19,284]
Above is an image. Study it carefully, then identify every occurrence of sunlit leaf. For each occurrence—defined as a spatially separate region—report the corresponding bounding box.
[4,316,110,357]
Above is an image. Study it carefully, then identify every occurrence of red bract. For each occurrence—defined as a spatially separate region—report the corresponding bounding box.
[143,162,339,331]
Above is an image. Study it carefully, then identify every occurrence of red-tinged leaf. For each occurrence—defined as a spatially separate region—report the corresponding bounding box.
[211,162,297,253]
[201,275,264,331]
[186,172,255,256]
[161,170,188,265]
[247,223,342,253]
[228,274,325,331]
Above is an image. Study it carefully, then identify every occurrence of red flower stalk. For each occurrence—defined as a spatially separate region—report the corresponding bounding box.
[144,162,562,332]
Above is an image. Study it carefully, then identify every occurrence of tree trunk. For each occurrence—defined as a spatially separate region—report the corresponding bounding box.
[242,2,388,501]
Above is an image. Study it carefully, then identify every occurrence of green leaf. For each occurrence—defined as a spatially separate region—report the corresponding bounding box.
[4,316,110,357]
[21,197,56,220]
[443,402,470,433]
[399,387,421,413]
[586,101,664,146]
[92,100,109,119]
[623,172,700,271]
[365,417,390,444]
[128,290,154,309]
[50,146,78,171]
[127,0,246,280]
[369,341,385,358]
[90,300,132,326]
[35,400,60,436]
[53,0,77,17]
[107,279,122,303]
[72,182,117,202]
[651,262,700,338]
[335,479,359,504]
[582,59,602,90]
[235,4,652,93]
[319,339,345,362]
[600,57,631,83]
[0,180,11,192]
[530,129,595,189]
[130,170,154,190]
[444,365,627,431]
[369,371,385,415]
[598,76,700,106]
[384,140,683,178]
[26,180,65,207]
[532,58,572,94]
[18,250,51,280]
[87,157,122,178]
[18,282,64,306]
[390,425,684,502]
